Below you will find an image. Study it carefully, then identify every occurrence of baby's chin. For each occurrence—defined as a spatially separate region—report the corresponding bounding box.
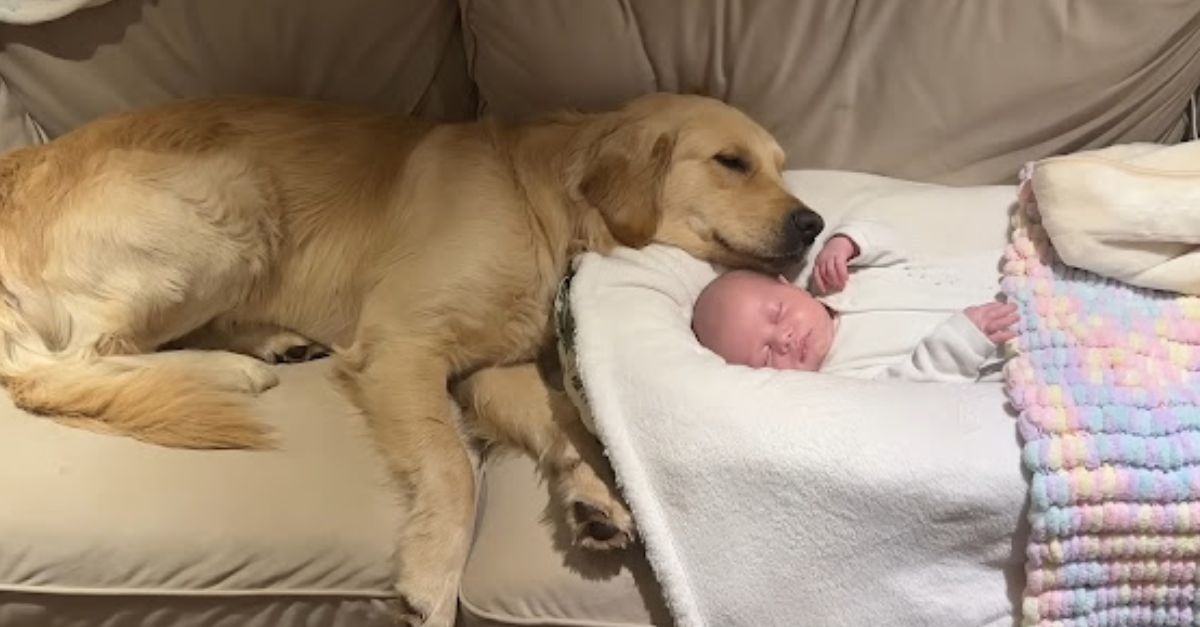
[773,360,819,372]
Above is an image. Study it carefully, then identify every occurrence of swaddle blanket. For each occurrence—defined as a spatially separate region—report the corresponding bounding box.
[554,168,1034,627]
[1002,164,1200,626]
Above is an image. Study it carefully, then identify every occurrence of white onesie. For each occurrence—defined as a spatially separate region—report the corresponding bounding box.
[814,219,1006,383]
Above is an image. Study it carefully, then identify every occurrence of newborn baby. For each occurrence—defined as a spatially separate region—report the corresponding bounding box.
[691,220,1017,382]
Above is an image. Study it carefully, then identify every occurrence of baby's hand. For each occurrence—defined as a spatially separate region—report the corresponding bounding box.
[964,302,1019,344]
[812,235,859,294]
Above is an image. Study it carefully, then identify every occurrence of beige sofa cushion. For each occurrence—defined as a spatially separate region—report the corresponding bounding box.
[0,360,400,626]
[461,0,1200,185]
[0,0,475,139]
[460,453,670,627]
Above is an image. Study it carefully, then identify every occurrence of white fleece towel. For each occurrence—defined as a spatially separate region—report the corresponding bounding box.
[0,0,111,24]
[1030,139,1200,295]
[561,241,1029,627]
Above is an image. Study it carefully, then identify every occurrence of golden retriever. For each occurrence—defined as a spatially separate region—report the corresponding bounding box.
[0,92,822,625]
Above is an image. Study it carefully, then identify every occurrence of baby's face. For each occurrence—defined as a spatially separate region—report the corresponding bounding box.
[693,270,836,371]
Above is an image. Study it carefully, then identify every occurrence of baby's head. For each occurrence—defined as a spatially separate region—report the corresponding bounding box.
[692,270,835,371]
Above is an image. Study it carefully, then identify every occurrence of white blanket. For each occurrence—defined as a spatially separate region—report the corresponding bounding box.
[1030,139,1200,295]
[559,171,1030,627]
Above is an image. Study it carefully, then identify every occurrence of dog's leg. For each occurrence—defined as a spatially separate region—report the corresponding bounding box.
[170,320,330,364]
[106,349,280,394]
[454,362,634,551]
[333,335,474,627]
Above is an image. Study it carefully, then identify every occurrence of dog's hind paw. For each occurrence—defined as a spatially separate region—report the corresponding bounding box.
[219,353,280,394]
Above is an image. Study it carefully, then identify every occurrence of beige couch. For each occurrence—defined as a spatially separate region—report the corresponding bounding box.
[1,2,1198,626]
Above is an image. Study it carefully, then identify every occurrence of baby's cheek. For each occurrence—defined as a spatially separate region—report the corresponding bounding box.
[722,331,764,367]
[814,329,836,367]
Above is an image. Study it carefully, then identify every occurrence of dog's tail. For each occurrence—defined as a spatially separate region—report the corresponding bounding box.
[0,294,271,449]
[2,359,273,449]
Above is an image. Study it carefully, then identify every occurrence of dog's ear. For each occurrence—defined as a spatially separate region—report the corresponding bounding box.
[579,123,676,248]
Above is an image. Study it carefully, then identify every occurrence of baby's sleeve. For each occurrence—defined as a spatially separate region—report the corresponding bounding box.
[831,219,908,267]
[875,312,996,383]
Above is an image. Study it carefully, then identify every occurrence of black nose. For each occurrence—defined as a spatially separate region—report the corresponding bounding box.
[784,206,824,247]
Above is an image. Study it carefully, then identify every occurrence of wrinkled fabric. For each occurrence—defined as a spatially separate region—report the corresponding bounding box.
[462,0,1200,184]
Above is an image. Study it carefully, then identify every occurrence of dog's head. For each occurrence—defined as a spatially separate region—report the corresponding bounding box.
[578,92,822,272]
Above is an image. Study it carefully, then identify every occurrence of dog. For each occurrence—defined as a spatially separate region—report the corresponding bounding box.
[0,92,824,625]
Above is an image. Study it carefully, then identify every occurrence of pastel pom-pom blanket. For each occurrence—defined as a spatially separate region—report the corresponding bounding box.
[1003,163,1200,626]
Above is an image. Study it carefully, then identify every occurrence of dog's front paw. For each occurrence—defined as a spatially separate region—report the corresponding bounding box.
[386,595,428,627]
[389,574,457,627]
[568,493,635,551]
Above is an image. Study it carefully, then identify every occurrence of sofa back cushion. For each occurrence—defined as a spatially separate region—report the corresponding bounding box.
[461,0,1200,184]
[4,1,1199,186]
[0,0,475,142]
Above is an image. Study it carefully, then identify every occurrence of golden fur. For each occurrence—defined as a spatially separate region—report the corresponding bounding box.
[0,92,818,625]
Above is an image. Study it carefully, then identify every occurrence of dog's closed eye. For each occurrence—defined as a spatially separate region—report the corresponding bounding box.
[713,153,749,174]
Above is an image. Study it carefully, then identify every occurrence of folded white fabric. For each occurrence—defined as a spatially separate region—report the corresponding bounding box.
[1030,139,1200,295]
[559,170,1029,627]
[0,0,112,24]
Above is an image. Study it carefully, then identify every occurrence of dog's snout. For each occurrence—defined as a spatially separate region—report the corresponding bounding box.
[785,206,824,246]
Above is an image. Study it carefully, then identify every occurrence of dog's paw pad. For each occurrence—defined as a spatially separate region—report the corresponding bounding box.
[571,500,634,551]
[281,343,328,363]
[254,332,330,364]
